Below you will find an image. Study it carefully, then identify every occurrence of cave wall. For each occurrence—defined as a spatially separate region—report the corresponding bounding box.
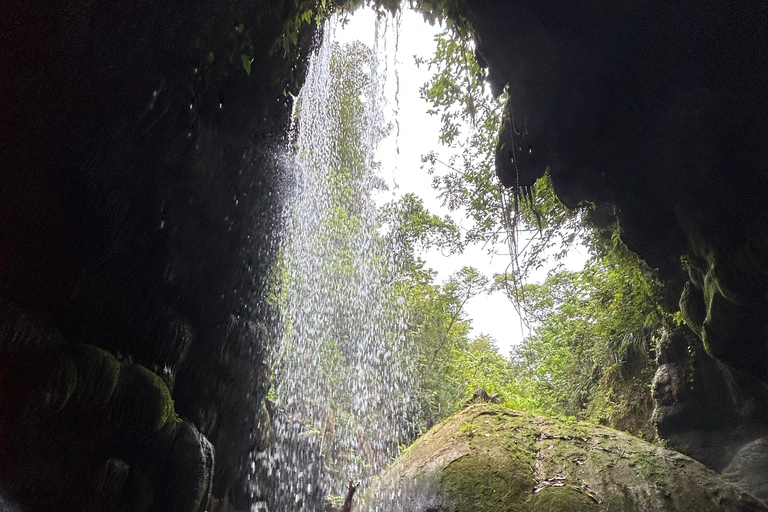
[0,0,311,509]
[652,326,768,472]
[466,0,768,476]
[466,0,768,382]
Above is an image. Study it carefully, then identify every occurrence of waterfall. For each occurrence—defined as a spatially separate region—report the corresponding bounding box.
[261,13,413,512]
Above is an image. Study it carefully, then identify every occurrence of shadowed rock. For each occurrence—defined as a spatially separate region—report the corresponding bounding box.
[723,437,768,504]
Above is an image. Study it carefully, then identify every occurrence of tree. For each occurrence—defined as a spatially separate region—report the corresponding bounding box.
[379,192,462,259]
[390,258,502,430]
[504,241,671,439]
[417,28,586,291]
[395,261,473,428]
[415,26,674,440]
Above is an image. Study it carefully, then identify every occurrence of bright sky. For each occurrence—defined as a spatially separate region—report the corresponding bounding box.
[331,7,588,357]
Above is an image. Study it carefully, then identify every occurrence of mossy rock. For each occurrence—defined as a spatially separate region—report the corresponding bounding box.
[359,404,768,512]
[110,363,175,435]
[41,352,78,414]
[527,486,599,511]
[71,343,122,409]
[70,343,177,437]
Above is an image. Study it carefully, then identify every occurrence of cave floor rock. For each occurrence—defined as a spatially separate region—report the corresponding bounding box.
[359,404,767,512]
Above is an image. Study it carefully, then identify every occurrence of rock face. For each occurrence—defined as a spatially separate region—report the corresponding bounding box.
[723,437,768,503]
[652,327,768,472]
[360,404,767,512]
[464,0,768,382]
[0,303,215,511]
[0,0,304,509]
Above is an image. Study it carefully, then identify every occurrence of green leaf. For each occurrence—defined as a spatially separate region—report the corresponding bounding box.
[242,54,251,75]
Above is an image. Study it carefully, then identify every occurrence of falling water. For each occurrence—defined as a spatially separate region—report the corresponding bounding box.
[263,13,413,511]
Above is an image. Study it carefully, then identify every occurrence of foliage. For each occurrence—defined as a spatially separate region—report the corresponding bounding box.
[273,0,473,56]
[392,229,669,440]
[502,241,670,439]
[273,9,674,466]
[379,193,462,258]
[411,24,671,438]
[182,6,260,132]
[416,29,586,296]
[273,0,336,58]
[393,261,503,431]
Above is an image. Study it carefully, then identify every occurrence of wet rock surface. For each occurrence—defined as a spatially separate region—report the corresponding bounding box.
[652,327,768,472]
[361,404,768,512]
[0,0,299,507]
[0,303,214,511]
[723,437,768,503]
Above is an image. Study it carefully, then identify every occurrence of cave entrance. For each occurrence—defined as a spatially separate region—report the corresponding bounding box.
[263,5,608,510]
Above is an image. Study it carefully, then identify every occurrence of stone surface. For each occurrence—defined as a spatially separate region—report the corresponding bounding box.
[360,404,768,512]
[0,303,215,510]
[652,327,768,472]
[723,437,768,503]
[0,0,297,508]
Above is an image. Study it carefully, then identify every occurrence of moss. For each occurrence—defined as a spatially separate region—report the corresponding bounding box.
[110,363,175,435]
[527,486,599,511]
[458,422,479,436]
[440,409,537,512]
[442,454,526,512]
[69,343,176,436]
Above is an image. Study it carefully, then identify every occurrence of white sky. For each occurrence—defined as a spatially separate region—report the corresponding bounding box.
[330,7,588,357]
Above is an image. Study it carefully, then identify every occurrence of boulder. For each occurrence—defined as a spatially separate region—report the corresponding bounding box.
[359,404,767,512]
[723,437,768,503]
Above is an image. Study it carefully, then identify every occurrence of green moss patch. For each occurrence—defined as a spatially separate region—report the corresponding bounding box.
[110,363,175,435]
[442,453,530,512]
[527,486,599,511]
